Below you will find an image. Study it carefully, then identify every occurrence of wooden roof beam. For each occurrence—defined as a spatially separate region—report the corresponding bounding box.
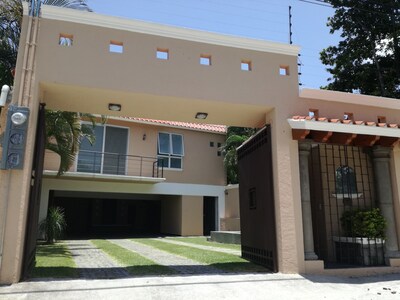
[352,135,380,147]
[292,129,310,140]
[329,132,357,145]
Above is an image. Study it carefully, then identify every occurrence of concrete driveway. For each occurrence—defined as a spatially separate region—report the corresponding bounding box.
[1,272,400,300]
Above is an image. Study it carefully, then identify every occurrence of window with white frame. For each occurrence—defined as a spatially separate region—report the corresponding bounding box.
[157,132,184,169]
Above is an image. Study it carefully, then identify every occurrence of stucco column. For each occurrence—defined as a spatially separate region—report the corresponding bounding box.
[372,146,400,258]
[299,142,318,260]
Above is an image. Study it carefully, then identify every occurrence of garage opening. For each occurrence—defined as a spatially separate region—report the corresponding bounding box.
[50,191,163,238]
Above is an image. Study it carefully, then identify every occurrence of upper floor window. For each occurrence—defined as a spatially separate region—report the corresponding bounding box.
[77,124,128,175]
[157,132,184,169]
[335,165,357,195]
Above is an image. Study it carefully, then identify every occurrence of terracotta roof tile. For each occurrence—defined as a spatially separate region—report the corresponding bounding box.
[121,117,227,133]
[290,114,400,131]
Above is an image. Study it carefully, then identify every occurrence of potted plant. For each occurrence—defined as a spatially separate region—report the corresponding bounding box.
[335,208,387,266]
[39,206,67,244]
[341,208,386,239]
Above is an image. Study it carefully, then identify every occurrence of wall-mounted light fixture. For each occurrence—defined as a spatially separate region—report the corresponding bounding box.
[195,112,208,119]
[108,103,121,111]
[142,133,147,141]
[1,85,10,107]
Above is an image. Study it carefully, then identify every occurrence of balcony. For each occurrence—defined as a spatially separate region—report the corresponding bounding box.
[43,150,166,183]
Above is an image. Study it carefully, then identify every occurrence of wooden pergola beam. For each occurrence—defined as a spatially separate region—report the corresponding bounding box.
[329,132,357,145]
[292,129,310,140]
[379,136,400,147]
[352,135,380,147]
[311,130,333,143]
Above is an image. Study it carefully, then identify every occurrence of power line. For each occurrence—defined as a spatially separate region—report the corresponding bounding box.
[298,0,332,8]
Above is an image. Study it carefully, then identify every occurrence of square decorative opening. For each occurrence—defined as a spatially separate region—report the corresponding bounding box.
[157,48,169,60]
[200,55,211,66]
[378,116,386,123]
[109,40,123,53]
[59,33,73,46]
[279,65,290,76]
[241,60,252,71]
[309,109,319,119]
[343,112,354,121]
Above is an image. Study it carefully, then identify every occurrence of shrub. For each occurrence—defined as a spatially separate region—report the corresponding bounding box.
[340,208,386,239]
[39,206,67,244]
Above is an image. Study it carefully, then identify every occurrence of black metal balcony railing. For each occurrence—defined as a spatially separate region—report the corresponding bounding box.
[75,150,164,178]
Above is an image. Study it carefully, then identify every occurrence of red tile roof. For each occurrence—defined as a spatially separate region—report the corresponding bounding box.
[291,115,398,128]
[121,117,227,134]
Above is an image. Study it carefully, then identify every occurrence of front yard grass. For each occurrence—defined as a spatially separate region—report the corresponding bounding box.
[134,238,267,273]
[32,242,78,278]
[91,239,176,276]
[166,236,241,251]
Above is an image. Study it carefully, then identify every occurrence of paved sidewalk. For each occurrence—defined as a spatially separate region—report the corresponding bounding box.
[1,273,400,300]
[109,239,226,275]
[154,238,241,256]
[66,240,130,279]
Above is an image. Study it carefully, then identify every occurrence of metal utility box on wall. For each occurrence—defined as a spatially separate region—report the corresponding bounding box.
[238,125,278,272]
[1,105,30,170]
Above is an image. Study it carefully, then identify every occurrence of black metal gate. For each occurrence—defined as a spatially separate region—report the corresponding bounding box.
[22,104,46,279]
[238,125,277,272]
[309,143,385,268]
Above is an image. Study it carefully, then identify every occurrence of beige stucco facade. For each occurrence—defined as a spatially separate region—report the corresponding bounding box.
[1,4,400,283]
[38,118,226,240]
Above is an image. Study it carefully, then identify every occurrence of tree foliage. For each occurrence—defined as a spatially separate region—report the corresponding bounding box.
[222,127,256,184]
[45,111,99,175]
[320,0,400,98]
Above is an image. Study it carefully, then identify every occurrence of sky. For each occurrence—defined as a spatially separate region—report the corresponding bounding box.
[87,0,341,90]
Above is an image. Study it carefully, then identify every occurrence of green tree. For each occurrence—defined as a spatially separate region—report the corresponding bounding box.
[39,206,66,243]
[222,127,256,184]
[45,111,99,175]
[320,0,400,98]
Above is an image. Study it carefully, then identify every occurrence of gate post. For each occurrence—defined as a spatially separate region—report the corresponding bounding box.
[298,142,318,260]
[372,146,400,261]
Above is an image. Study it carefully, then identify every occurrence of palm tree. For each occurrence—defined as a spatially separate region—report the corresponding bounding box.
[1,0,94,174]
[45,111,101,175]
[222,127,256,184]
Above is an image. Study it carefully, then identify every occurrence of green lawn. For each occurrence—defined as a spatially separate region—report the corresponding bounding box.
[134,238,267,273]
[91,239,176,276]
[31,242,78,278]
[166,237,241,251]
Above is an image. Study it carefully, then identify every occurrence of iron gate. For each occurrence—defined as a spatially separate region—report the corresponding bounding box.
[22,104,46,279]
[238,125,277,272]
[309,144,385,267]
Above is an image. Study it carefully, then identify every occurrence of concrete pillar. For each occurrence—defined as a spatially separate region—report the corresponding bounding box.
[372,146,400,258]
[299,142,318,260]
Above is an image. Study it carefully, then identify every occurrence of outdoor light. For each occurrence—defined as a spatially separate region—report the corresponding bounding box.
[11,112,28,125]
[108,103,121,111]
[195,112,208,119]
[0,85,10,107]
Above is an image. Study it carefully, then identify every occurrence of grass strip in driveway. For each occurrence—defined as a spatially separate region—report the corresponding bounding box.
[166,237,241,251]
[32,242,78,278]
[92,239,176,276]
[134,238,267,273]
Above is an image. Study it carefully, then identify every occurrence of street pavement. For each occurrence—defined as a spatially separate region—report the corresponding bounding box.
[1,272,400,300]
